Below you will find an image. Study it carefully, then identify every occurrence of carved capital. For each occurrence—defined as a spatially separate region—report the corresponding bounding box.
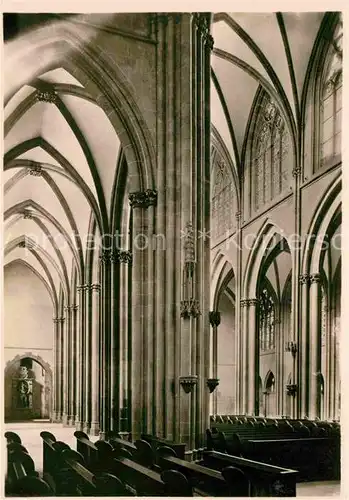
[118,250,133,265]
[247,299,259,307]
[235,211,242,221]
[53,317,64,324]
[292,167,302,178]
[77,284,88,292]
[28,164,42,177]
[310,273,321,284]
[99,249,118,263]
[129,189,158,209]
[209,311,221,327]
[91,283,101,293]
[299,274,310,285]
[205,34,214,50]
[36,90,58,103]
[180,299,201,319]
[240,299,249,307]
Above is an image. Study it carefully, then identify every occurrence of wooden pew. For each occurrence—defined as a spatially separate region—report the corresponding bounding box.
[242,436,340,481]
[110,455,191,496]
[6,450,52,497]
[156,445,248,497]
[5,431,22,445]
[74,431,117,474]
[59,448,132,496]
[40,431,70,479]
[202,450,297,497]
[141,433,186,459]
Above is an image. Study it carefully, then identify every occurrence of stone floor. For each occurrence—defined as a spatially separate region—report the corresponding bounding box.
[4,422,342,497]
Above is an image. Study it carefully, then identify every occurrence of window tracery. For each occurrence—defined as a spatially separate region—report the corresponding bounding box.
[252,96,290,213]
[320,21,342,167]
[259,286,275,352]
[211,157,234,240]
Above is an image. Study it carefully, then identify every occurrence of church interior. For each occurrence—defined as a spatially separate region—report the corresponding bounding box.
[3,11,342,496]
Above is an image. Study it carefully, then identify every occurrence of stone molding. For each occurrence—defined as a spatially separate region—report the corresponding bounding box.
[299,274,310,285]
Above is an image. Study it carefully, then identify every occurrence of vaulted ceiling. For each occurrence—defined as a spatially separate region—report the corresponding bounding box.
[211,12,326,171]
[4,16,123,305]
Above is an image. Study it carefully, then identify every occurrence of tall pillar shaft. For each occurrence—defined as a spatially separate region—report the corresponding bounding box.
[83,285,92,433]
[52,317,63,421]
[68,305,78,425]
[90,283,101,435]
[247,299,258,415]
[309,273,321,419]
[299,274,310,417]
[62,306,72,425]
[75,285,87,431]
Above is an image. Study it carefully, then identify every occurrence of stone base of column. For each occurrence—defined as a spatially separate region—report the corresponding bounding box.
[90,422,100,436]
[99,431,107,440]
[75,420,84,431]
[62,413,69,426]
[83,423,91,435]
[68,416,75,426]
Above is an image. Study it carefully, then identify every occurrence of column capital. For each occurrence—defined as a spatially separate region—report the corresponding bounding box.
[310,273,321,284]
[64,305,78,312]
[77,284,88,292]
[118,249,133,265]
[91,283,101,293]
[299,274,310,285]
[235,211,242,221]
[240,299,249,307]
[129,189,158,209]
[247,298,259,307]
[180,299,201,319]
[53,317,65,323]
[99,249,119,263]
[209,311,221,327]
[292,166,302,177]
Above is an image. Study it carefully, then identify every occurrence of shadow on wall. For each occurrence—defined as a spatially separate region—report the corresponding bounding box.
[4,356,51,422]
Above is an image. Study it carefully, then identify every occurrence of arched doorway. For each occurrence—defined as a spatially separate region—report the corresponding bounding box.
[5,353,52,422]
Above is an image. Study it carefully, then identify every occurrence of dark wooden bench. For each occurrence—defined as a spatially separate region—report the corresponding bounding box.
[141,433,186,459]
[202,450,297,497]
[156,445,249,497]
[242,436,340,481]
[6,450,52,497]
[59,448,132,496]
[74,431,117,474]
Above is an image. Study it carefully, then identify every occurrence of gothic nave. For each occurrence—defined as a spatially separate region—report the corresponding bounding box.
[3,11,342,496]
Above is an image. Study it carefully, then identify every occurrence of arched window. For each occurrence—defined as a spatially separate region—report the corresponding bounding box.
[259,286,275,352]
[320,20,342,167]
[211,157,234,240]
[252,95,291,212]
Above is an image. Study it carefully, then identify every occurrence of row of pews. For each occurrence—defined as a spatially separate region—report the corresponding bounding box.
[5,429,301,496]
[207,415,341,481]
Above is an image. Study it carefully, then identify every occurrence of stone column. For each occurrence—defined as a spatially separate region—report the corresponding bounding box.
[118,251,132,433]
[235,211,242,414]
[128,190,157,439]
[209,311,221,415]
[299,274,310,417]
[68,305,78,426]
[62,306,72,425]
[240,299,249,413]
[309,273,321,419]
[90,283,101,435]
[75,285,87,431]
[247,299,259,415]
[83,285,91,434]
[52,317,63,421]
[99,250,113,439]
[149,12,211,452]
